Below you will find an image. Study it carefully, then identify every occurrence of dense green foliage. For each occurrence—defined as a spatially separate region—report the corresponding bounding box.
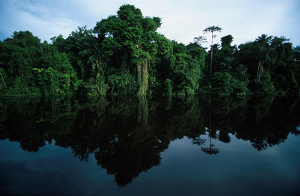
[0,31,80,96]
[0,4,299,97]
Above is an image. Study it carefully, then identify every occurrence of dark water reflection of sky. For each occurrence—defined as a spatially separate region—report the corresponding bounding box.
[1,131,300,196]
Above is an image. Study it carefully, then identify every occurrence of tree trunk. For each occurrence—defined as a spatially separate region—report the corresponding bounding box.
[142,59,148,94]
[210,47,213,78]
[257,61,262,81]
[137,59,148,96]
[0,71,7,87]
[210,32,214,78]
[137,63,141,91]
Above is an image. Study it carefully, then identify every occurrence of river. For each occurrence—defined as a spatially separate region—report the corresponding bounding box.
[0,95,300,195]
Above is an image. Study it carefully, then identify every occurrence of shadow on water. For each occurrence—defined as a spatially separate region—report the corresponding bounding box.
[1,95,300,187]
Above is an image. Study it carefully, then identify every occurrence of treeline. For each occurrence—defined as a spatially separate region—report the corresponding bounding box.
[0,4,300,97]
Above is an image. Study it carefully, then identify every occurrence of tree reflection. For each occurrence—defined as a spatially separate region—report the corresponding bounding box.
[201,144,220,155]
[192,136,206,146]
[195,98,221,155]
[199,129,220,155]
[0,95,300,187]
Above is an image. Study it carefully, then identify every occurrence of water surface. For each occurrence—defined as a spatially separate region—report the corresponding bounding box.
[0,96,299,195]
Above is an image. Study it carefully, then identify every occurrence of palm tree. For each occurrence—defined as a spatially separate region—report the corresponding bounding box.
[201,143,220,155]
[255,34,272,81]
[203,26,222,78]
[201,103,220,155]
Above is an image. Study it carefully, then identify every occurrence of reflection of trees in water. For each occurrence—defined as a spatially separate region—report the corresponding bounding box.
[193,102,220,155]
[200,131,220,155]
[0,97,78,152]
[1,95,300,186]
[191,95,300,152]
[233,96,297,151]
[203,103,220,155]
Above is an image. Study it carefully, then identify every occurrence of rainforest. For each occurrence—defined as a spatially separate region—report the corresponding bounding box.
[1,4,300,97]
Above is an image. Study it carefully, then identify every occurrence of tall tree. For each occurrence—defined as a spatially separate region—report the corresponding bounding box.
[94,4,161,96]
[203,26,222,78]
[255,34,272,81]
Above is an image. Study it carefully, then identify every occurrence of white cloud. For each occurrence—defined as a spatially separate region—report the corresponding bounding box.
[0,0,299,46]
[0,0,80,41]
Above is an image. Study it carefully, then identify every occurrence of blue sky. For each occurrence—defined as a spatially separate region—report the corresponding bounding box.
[0,0,299,47]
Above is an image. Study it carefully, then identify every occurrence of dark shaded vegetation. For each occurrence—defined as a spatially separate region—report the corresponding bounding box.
[1,95,299,186]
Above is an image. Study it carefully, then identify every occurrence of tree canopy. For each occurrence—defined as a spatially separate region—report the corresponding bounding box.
[0,4,299,97]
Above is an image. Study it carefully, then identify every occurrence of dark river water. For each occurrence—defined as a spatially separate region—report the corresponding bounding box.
[0,95,300,196]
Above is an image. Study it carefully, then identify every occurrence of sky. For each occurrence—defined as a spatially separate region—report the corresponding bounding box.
[0,0,299,48]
